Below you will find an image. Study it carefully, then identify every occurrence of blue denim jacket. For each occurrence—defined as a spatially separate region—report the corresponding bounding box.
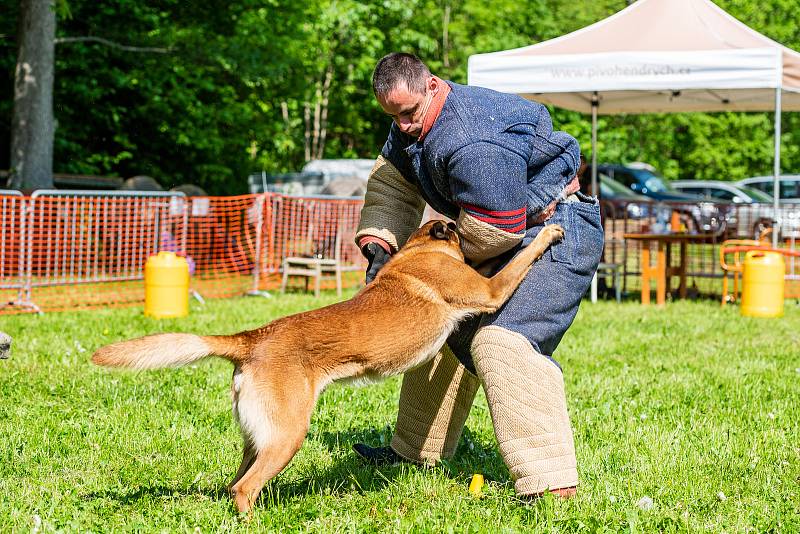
[381,81,581,232]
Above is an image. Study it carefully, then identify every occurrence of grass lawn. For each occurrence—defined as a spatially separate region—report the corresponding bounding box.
[1,293,798,532]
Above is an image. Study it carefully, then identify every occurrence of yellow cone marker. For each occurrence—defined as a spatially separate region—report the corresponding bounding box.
[468,474,484,496]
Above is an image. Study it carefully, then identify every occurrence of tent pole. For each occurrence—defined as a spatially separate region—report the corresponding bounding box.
[590,92,599,303]
[772,87,782,248]
[591,93,598,197]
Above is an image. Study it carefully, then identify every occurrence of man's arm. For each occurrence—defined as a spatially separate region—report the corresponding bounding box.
[526,103,581,215]
[448,143,528,263]
[355,155,426,253]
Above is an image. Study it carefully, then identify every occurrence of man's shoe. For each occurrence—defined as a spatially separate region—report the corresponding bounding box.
[352,443,409,466]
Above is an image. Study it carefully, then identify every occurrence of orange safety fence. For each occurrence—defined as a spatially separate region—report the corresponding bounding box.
[4,191,799,314]
[0,191,367,314]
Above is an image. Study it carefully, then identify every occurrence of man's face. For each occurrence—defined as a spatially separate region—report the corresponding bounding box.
[377,78,435,138]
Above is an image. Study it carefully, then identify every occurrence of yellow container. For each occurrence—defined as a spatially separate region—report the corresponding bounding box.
[144,251,189,318]
[741,251,784,318]
[468,474,485,496]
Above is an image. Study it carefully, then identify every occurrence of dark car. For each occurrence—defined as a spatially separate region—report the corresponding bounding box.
[594,173,655,219]
[598,163,726,233]
[597,163,704,202]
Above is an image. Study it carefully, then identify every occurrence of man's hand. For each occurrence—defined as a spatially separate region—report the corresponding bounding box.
[363,242,391,284]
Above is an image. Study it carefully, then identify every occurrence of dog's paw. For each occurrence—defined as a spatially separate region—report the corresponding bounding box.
[231,485,255,515]
[541,224,565,244]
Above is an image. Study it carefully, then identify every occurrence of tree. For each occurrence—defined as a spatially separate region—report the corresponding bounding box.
[2,0,797,193]
[8,0,56,191]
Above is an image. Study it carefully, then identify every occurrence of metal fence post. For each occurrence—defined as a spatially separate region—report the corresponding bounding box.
[247,193,271,298]
[0,190,41,313]
[26,190,187,310]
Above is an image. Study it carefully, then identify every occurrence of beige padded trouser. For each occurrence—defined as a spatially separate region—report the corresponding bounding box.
[390,346,480,464]
[472,325,578,495]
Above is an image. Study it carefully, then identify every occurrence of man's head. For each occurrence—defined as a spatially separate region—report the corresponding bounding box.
[373,53,440,138]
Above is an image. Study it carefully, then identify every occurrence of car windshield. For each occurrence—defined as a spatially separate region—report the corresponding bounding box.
[600,174,635,196]
[781,180,800,199]
[740,186,773,202]
[630,169,672,193]
[745,177,800,199]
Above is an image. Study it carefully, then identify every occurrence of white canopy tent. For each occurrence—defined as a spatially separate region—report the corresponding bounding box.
[468,0,800,256]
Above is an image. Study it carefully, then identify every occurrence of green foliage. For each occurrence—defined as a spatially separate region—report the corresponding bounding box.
[0,0,798,192]
[1,296,798,530]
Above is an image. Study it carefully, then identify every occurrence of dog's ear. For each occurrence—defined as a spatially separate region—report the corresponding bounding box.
[430,221,449,240]
[446,221,457,232]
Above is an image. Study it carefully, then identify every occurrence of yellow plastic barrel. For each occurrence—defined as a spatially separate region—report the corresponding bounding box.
[741,251,784,318]
[144,251,189,318]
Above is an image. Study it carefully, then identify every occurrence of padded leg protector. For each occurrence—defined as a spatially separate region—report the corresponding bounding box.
[391,346,480,464]
[472,326,578,495]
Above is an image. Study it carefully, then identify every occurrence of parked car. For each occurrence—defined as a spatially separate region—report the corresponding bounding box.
[591,173,719,237]
[672,179,800,238]
[736,175,800,204]
[599,163,725,233]
[597,163,704,202]
[671,180,774,238]
[671,180,772,204]
[594,173,655,219]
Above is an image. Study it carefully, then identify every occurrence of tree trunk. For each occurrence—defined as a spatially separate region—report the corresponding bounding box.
[314,65,333,160]
[9,0,56,191]
[303,64,334,163]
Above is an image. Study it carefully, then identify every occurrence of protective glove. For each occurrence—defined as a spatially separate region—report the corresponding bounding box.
[362,242,392,284]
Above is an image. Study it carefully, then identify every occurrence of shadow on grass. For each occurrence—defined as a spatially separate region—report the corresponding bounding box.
[83,426,509,509]
[84,483,231,505]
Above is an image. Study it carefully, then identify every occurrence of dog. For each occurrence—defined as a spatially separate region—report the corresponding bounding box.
[0,332,10,359]
[92,220,564,513]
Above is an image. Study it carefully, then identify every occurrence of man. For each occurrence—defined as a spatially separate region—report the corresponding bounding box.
[354,53,603,498]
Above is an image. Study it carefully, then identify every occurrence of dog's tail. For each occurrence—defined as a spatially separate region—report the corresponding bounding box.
[91,333,249,370]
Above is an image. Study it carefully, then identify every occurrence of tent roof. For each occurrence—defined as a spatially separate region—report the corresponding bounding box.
[468,0,800,113]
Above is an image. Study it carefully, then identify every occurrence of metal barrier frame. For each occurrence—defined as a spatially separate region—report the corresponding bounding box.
[0,190,39,313]
[248,194,271,297]
[25,190,189,311]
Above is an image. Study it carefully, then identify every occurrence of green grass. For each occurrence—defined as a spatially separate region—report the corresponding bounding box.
[1,293,798,532]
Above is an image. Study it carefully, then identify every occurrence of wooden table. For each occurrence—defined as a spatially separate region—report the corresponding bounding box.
[624,233,717,305]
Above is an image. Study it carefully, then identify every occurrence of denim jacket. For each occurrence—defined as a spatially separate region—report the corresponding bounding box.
[381,81,580,233]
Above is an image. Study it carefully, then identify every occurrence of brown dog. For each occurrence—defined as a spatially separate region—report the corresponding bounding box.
[92,220,564,512]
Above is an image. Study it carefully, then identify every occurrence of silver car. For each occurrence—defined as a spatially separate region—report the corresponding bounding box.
[672,179,799,238]
[736,175,800,204]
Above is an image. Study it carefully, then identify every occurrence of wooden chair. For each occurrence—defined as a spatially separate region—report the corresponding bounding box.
[280,256,342,298]
[280,224,343,298]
